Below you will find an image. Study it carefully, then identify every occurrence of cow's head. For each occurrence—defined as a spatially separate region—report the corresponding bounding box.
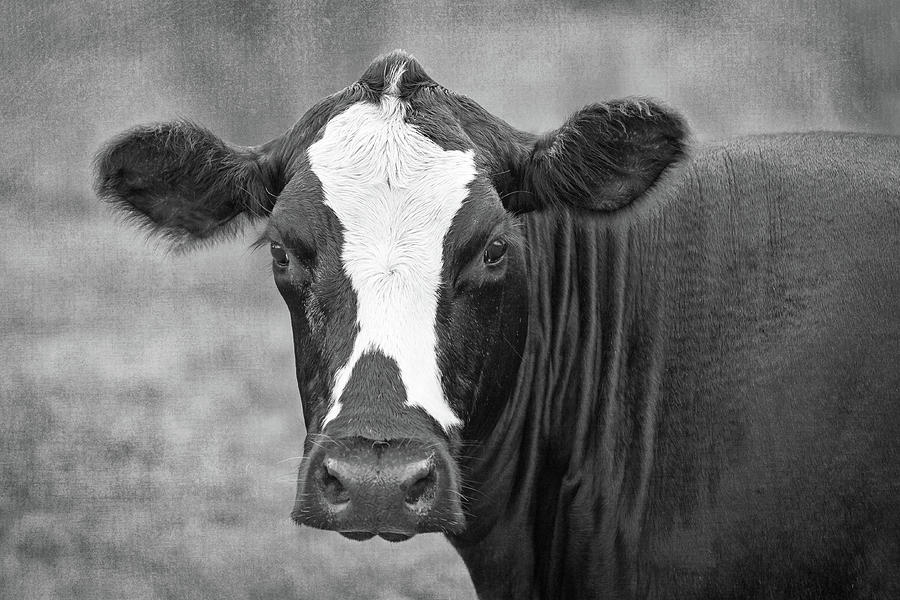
[94,51,685,541]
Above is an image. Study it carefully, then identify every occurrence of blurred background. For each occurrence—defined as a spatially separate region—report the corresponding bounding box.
[2,1,898,598]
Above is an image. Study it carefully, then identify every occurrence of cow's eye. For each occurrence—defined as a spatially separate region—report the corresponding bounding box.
[270,242,289,267]
[484,238,508,265]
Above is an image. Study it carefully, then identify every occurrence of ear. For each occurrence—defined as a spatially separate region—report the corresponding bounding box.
[508,99,687,212]
[93,121,290,244]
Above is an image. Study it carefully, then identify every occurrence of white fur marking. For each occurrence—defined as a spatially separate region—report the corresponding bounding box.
[384,63,405,96]
[309,95,474,431]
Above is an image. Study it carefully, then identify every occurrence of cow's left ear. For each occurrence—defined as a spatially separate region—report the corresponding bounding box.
[507,99,687,212]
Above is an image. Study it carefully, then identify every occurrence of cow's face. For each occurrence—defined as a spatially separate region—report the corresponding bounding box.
[94,51,685,541]
[265,84,529,538]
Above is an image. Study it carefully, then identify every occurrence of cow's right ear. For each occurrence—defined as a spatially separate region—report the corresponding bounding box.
[93,121,289,244]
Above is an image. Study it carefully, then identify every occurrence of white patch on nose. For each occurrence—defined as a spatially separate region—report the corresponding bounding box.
[308,84,475,432]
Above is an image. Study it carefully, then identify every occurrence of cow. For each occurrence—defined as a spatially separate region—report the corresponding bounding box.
[94,51,900,599]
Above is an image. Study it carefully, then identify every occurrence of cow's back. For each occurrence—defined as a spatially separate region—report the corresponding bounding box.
[635,133,900,598]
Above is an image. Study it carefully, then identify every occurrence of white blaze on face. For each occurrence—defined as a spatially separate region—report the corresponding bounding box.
[308,75,475,432]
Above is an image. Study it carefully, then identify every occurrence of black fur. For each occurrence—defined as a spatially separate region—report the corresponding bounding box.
[518,99,688,212]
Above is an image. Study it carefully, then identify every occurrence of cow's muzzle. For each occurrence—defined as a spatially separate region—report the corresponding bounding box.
[291,436,465,541]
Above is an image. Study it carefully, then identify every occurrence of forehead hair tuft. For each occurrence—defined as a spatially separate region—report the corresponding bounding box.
[358,50,437,100]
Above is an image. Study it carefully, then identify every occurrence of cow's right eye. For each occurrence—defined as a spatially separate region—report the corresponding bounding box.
[270,242,289,267]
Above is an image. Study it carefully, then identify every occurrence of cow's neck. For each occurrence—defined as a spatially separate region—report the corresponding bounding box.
[450,208,665,599]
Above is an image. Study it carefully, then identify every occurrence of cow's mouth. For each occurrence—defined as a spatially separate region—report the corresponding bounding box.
[339,530,414,542]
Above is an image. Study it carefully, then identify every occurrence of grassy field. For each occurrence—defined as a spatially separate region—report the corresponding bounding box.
[0,204,475,599]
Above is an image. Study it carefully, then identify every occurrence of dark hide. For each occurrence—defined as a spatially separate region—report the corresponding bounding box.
[451,133,900,599]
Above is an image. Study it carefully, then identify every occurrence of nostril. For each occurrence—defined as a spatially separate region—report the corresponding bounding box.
[320,459,350,506]
[404,472,435,506]
[403,461,436,508]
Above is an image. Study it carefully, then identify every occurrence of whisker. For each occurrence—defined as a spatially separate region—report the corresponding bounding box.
[276,456,304,464]
[499,189,533,201]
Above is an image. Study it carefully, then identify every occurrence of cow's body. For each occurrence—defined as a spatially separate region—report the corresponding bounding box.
[95,52,900,599]
[453,134,900,598]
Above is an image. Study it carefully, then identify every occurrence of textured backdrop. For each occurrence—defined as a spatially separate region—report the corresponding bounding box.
[3,1,899,598]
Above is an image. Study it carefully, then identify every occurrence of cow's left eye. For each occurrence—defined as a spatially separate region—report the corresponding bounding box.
[270,242,289,267]
[484,238,508,265]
